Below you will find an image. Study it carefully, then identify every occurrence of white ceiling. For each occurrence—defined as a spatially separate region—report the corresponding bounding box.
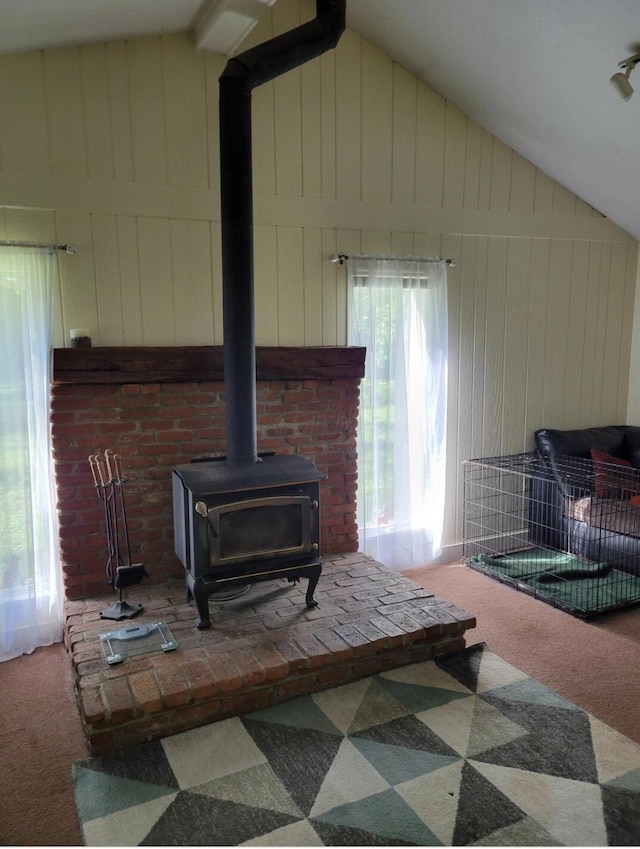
[1,0,639,238]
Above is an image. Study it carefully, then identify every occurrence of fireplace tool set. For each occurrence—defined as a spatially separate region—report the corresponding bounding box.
[89,450,147,620]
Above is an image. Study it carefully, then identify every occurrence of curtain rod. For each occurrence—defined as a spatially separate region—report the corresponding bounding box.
[329,253,455,267]
[0,240,77,254]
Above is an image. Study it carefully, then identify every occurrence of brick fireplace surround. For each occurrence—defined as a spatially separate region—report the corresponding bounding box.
[52,346,475,753]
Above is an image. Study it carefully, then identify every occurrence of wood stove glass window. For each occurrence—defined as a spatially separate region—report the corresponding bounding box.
[208,496,311,565]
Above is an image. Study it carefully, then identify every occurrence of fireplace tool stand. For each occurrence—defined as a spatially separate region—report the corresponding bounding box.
[89,451,147,620]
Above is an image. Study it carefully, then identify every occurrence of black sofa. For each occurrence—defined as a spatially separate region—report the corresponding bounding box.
[533,425,640,577]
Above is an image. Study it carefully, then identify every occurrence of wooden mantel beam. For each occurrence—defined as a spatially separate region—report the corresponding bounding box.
[52,346,366,385]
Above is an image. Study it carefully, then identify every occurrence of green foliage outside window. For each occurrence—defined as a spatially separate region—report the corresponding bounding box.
[0,391,34,590]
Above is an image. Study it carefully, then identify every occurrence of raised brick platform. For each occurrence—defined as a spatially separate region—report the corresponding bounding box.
[64,553,476,754]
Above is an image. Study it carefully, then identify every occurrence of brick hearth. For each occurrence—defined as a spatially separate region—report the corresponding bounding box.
[65,553,476,754]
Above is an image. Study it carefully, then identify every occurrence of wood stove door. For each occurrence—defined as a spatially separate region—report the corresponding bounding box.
[196,494,316,568]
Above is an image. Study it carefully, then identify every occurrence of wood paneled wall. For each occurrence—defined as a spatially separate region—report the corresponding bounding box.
[0,0,637,552]
[442,234,637,547]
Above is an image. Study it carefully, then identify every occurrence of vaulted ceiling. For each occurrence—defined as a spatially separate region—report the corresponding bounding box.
[1,0,639,237]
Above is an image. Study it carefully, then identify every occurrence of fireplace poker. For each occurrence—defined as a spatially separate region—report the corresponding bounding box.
[112,452,132,564]
[104,449,124,574]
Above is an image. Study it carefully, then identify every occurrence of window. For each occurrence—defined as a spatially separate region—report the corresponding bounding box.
[0,246,63,661]
[348,256,448,568]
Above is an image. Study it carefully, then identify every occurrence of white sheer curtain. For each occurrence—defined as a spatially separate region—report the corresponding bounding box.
[348,256,448,569]
[0,246,63,661]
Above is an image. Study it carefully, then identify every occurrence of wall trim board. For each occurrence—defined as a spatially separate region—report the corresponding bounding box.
[0,171,634,243]
[259,196,634,242]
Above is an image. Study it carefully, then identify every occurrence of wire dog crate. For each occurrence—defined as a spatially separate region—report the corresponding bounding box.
[463,452,640,617]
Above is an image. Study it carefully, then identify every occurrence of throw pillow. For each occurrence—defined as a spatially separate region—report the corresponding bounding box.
[590,448,637,496]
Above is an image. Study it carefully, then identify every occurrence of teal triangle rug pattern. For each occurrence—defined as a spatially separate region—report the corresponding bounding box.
[72,644,640,846]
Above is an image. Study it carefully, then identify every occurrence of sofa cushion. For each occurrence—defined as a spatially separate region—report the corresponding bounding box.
[534,426,640,498]
[535,426,630,459]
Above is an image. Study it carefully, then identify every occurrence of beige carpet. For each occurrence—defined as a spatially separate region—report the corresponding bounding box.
[0,641,89,845]
[1,560,639,845]
[406,560,640,746]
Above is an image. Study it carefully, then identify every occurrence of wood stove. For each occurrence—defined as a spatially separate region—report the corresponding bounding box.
[172,454,326,628]
[171,0,345,628]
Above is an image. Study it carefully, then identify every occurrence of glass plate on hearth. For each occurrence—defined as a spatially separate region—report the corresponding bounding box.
[99,620,178,665]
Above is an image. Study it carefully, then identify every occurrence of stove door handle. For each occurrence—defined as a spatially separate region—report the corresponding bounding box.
[195,501,219,538]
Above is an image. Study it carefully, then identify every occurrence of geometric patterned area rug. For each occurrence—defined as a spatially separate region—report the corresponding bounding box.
[72,643,640,846]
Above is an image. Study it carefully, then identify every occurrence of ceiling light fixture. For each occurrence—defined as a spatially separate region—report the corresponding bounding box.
[611,53,640,100]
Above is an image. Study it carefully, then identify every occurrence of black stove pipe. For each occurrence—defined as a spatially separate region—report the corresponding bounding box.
[219,0,346,467]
